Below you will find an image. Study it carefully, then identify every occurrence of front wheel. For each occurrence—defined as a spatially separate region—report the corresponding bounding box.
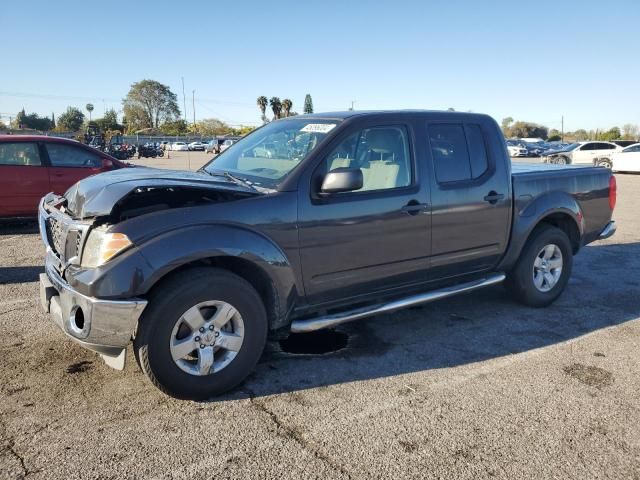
[505,225,573,307]
[134,268,267,400]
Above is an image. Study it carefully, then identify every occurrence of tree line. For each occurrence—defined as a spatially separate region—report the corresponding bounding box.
[2,79,257,137]
[501,117,639,142]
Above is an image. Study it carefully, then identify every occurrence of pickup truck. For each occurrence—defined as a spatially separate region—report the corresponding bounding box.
[38,111,617,400]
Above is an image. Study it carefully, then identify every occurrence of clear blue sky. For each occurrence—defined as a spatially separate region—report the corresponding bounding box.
[1,0,638,131]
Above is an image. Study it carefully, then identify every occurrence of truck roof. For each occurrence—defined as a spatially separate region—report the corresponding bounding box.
[296,110,493,121]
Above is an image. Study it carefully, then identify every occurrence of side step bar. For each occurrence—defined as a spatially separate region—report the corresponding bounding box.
[290,273,506,333]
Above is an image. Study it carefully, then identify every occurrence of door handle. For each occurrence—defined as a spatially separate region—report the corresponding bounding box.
[483,191,504,204]
[401,201,429,215]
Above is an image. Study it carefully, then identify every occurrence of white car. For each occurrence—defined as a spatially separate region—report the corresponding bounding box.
[544,141,621,165]
[507,144,528,157]
[171,142,189,151]
[611,143,640,172]
[219,139,236,152]
[188,141,205,151]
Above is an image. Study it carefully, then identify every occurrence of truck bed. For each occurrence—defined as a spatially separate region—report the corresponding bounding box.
[510,162,612,245]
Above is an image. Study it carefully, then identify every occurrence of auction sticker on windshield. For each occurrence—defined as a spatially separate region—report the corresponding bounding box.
[300,123,337,133]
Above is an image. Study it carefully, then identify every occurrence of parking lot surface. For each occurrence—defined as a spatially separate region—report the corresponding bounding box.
[1,156,639,479]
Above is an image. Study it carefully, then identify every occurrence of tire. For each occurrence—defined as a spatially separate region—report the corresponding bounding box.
[134,267,267,400]
[596,158,612,169]
[505,225,573,307]
[555,156,569,165]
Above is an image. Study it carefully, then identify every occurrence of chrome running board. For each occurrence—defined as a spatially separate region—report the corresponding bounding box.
[290,273,506,333]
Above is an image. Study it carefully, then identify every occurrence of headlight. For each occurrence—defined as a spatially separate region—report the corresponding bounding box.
[81,228,133,268]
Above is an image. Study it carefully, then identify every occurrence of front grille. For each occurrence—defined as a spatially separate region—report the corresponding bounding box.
[47,217,65,256]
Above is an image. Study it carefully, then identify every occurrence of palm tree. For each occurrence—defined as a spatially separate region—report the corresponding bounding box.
[269,97,282,120]
[281,99,293,118]
[256,96,267,117]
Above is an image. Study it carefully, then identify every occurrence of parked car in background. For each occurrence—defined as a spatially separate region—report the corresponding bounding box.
[611,143,640,172]
[506,142,528,157]
[543,141,621,165]
[188,141,205,151]
[171,142,189,151]
[0,135,126,217]
[219,139,236,153]
[205,141,218,154]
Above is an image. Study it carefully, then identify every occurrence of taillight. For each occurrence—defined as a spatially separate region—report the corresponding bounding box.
[609,175,617,210]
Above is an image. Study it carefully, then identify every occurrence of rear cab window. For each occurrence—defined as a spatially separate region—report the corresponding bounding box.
[0,142,42,166]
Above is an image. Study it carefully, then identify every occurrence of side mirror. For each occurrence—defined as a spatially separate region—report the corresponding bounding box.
[320,168,363,194]
[102,158,114,169]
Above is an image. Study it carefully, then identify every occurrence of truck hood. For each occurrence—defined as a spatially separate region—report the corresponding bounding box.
[64,167,261,219]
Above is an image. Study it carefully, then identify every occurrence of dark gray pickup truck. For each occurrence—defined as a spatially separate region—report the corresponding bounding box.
[38,111,617,399]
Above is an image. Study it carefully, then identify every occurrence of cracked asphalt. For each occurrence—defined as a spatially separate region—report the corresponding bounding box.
[1,157,639,479]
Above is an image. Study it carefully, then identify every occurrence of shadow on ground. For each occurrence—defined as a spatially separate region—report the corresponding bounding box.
[227,241,640,400]
[0,219,38,235]
[0,266,44,285]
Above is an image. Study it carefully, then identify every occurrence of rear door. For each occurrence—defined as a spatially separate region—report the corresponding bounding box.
[0,142,50,217]
[43,142,104,194]
[593,142,618,160]
[426,120,511,279]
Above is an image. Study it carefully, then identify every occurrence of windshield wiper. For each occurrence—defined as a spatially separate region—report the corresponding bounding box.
[199,168,262,192]
[222,171,259,191]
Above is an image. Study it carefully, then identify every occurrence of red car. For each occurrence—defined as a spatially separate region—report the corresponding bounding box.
[0,135,127,217]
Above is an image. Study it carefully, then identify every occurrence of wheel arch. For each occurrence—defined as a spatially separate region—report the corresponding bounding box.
[498,192,584,272]
[135,224,300,332]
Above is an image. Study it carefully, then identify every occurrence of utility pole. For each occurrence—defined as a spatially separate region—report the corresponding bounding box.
[192,90,196,127]
[561,115,564,142]
[349,100,356,111]
[182,77,187,123]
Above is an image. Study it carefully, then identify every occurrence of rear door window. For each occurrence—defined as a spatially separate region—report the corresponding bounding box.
[45,143,101,168]
[598,143,616,150]
[465,124,489,178]
[428,124,471,183]
[0,142,42,166]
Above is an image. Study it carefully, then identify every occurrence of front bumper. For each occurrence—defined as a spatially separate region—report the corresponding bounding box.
[38,196,147,369]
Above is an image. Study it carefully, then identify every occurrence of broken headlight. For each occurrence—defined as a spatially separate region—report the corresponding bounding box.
[81,228,133,268]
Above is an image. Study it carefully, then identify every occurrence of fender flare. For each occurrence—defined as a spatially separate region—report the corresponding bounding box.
[498,191,584,272]
[80,224,299,330]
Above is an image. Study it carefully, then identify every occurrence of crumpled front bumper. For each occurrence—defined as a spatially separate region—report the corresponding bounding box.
[38,196,147,369]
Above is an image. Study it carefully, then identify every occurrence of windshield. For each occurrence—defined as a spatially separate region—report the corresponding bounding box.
[203,119,339,186]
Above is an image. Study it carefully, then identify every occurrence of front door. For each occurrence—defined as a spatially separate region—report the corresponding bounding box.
[426,120,511,279]
[298,122,431,306]
[0,142,50,217]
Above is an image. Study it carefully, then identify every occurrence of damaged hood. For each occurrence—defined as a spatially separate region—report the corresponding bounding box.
[64,167,261,219]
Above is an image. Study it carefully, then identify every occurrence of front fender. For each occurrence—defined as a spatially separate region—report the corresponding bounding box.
[498,191,584,271]
[69,225,299,329]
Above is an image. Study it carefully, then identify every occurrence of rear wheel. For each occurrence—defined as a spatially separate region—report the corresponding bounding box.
[505,225,573,307]
[596,158,612,169]
[134,268,267,400]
